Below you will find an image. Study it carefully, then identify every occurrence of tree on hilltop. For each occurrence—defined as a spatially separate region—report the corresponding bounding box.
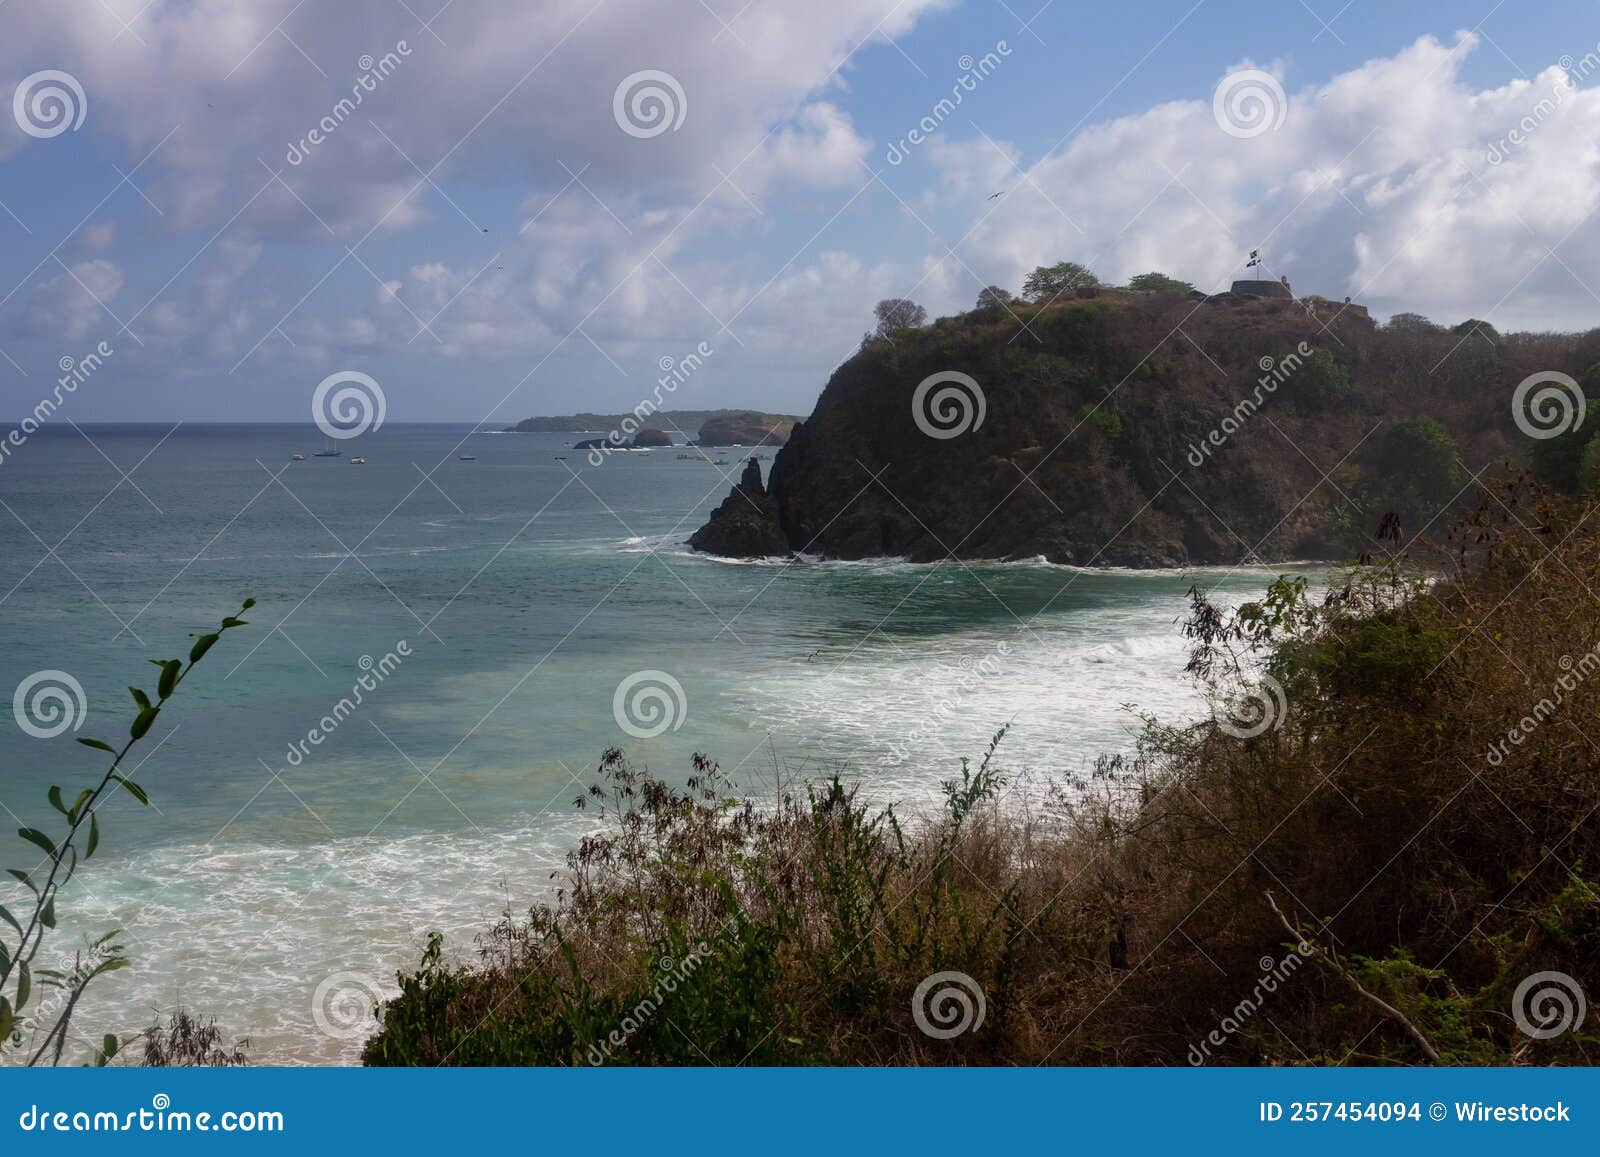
[1023,262,1098,301]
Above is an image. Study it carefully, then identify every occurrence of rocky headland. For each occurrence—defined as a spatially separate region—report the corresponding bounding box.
[691,285,1593,566]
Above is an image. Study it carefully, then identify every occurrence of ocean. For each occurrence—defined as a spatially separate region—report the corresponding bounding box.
[0,423,1310,1063]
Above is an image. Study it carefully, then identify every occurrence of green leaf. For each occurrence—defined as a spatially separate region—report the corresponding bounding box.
[68,789,91,822]
[103,1033,119,1059]
[129,686,151,711]
[0,997,13,1042]
[15,960,29,1011]
[0,939,9,974]
[39,897,55,929]
[220,617,247,629]
[47,786,67,816]
[85,812,100,859]
[17,828,55,857]
[156,660,181,699]
[4,868,36,894]
[76,737,117,754]
[0,903,20,935]
[241,598,257,610]
[111,776,148,805]
[130,705,159,740]
[188,633,219,663]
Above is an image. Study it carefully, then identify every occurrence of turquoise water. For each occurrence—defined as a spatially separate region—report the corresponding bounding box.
[1,423,1303,1062]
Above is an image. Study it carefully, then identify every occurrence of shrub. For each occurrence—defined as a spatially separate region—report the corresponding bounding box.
[1127,271,1194,294]
[1294,346,1351,407]
[975,285,1014,311]
[1023,261,1098,301]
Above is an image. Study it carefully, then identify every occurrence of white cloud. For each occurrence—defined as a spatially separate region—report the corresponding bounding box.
[956,32,1600,330]
[77,220,115,253]
[20,259,124,342]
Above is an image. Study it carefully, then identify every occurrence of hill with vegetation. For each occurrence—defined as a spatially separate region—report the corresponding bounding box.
[692,270,1600,565]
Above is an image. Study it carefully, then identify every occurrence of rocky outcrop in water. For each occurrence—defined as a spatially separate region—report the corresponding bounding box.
[688,458,792,559]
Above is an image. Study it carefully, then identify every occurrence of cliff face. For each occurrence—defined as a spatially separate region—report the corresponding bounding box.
[692,289,1594,566]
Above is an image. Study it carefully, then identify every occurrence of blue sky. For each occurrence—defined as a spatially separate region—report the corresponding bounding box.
[2,0,1598,424]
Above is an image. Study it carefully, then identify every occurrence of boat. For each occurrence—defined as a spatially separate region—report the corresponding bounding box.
[458,455,477,461]
[350,456,366,464]
[290,452,306,461]
[312,448,341,457]
[554,455,567,460]
[713,459,729,465]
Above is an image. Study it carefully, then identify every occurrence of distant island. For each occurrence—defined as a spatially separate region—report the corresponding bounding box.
[506,409,800,446]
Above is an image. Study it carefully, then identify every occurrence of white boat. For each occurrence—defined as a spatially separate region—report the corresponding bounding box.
[351,456,366,464]
[291,452,306,460]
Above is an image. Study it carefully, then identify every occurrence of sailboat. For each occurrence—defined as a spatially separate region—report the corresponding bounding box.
[313,442,341,457]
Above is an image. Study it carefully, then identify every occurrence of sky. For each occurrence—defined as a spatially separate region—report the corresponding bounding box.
[2,0,1600,424]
